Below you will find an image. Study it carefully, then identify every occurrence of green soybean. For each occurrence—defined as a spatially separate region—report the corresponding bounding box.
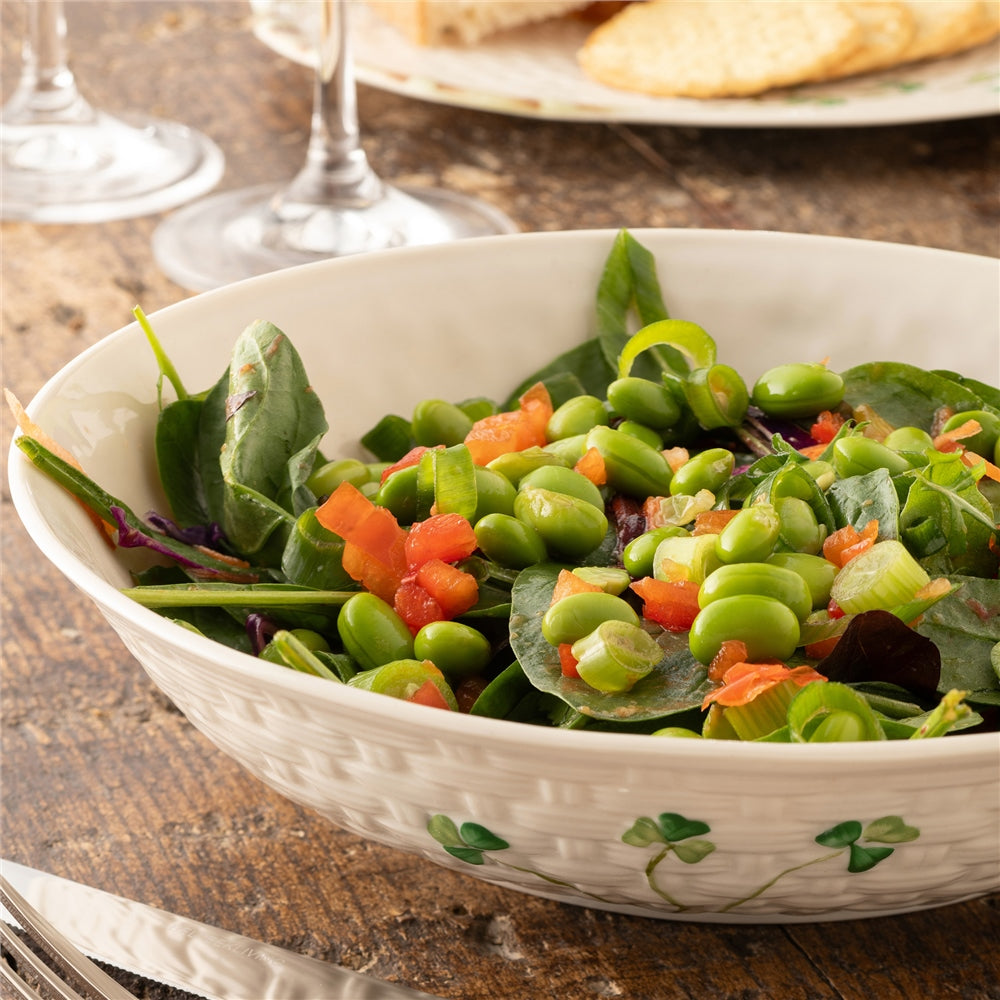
[337,592,414,671]
[541,591,640,646]
[584,425,673,498]
[669,447,735,498]
[883,426,934,454]
[622,525,687,577]
[751,363,844,418]
[487,446,562,486]
[715,504,780,564]
[832,436,913,479]
[412,399,474,447]
[698,562,812,622]
[472,466,517,520]
[688,594,801,664]
[513,486,608,560]
[606,376,681,430]
[766,552,838,609]
[413,621,492,681]
[519,464,605,510]
[774,495,825,555]
[546,394,609,440]
[941,409,1000,456]
[307,458,372,497]
[616,420,664,450]
[474,512,548,569]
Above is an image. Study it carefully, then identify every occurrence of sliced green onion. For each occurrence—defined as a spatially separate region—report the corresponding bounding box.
[787,681,886,742]
[682,364,750,430]
[416,443,478,522]
[722,680,800,741]
[265,629,342,682]
[616,319,717,380]
[908,689,972,739]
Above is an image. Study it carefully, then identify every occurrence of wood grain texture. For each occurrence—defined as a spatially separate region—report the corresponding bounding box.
[2,4,998,999]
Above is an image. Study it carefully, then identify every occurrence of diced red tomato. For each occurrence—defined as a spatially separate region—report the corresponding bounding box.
[707,639,749,684]
[809,410,846,445]
[404,513,478,570]
[414,559,479,619]
[558,643,580,678]
[393,579,444,634]
[407,678,454,710]
[463,382,552,465]
[630,576,701,632]
[380,445,441,484]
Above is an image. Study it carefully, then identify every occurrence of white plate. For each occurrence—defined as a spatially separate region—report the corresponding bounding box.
[253,2,1000,128]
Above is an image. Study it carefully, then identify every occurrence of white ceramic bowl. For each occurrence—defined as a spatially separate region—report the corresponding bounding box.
[9,229,1000,923]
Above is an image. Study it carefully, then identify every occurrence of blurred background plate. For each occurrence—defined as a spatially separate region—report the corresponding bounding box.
[254,2,1000,128]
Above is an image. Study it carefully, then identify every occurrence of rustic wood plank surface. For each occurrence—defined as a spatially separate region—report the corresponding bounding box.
[2,3,998,999]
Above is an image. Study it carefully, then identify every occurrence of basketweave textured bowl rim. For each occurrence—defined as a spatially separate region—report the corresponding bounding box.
[8,227,1000,775]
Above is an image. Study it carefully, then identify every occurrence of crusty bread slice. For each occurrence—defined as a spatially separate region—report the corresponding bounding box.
[365,0,593,45]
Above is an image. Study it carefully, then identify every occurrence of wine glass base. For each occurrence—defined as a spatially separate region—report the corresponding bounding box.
[0,111,225,223]
[151,182,518,292]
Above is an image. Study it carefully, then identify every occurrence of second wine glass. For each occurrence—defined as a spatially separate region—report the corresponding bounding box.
[152,0,516,292]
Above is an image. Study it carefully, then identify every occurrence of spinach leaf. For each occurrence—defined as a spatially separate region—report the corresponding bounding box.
[220,321,328,558]
[509,563,711,722]
[841,361,996,429]
[826,467,900,537]
[916,576,1000,697]
[932,371,1000,410]
[899,452,998,576]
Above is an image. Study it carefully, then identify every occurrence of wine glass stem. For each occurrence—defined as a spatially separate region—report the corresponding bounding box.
[276,0,382,210]
[7,0,92,122]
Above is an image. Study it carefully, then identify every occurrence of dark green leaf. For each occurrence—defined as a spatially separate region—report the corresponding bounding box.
[848,844,894,873]
[657,813,711,842]
[815,821,862,848]
[459,823,509,851]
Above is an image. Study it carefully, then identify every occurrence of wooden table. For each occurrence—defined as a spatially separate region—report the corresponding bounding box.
[2,4,999,998]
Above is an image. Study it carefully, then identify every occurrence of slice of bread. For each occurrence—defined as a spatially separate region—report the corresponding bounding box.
[365,0,593,45]
[578,0,862,99]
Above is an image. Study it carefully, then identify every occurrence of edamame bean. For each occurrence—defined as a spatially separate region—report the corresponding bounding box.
[373,464,418,522]
[616,420,663,450]
[832,436,913,479]
[472,466,517,520]
[546,394,609,440]
[688,595,801,664]
[474,512,547,569]
[413,621,492,681]
[571,566,632,595]
[543,434,587,466]
[487,446,562,486]
[307,458,372,497]
[751,363,844,418]
[942,409,1000,457]
[412,399,474,447]
[541,591,639,646]
[766,552,838,609]
[519,464,605,510]
[669,447,735,498]
[622,525,687,577]
[513,486,609,560]
[774,496,825,555]
[882,426,934,454]
[584,425,673,498]
[348,658,458,708]
[715,503,780,564]
[337,592,414,671]
[606,376,681,430]
[698,562,812,621]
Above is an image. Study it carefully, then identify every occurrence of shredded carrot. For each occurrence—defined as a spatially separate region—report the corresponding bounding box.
[573,446,608,486]
[961,449,1000,482]
[558,643,580,678]
[823,519,878,568]
[933,418,982,453]
[702,661,826,710]
[707,640,749,684]
[692,508,739,535]
[663,447,689,473]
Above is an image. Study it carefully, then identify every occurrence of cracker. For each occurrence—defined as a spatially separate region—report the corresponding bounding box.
[578,0,862,99]
[894,0,985,62]
[821,1,916,79]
